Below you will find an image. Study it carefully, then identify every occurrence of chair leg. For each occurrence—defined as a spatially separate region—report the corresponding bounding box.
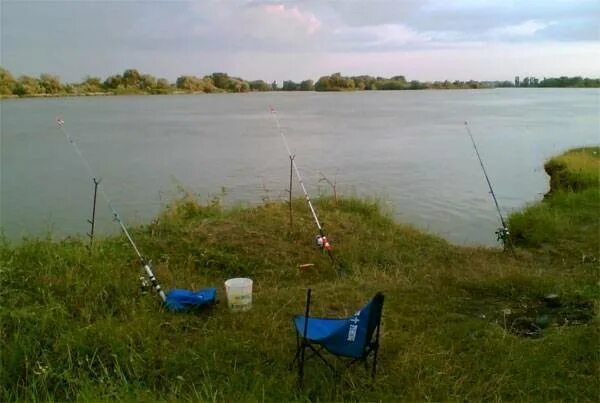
[371,346,378,380]
[298,289,311,389]
[298,342,306,389]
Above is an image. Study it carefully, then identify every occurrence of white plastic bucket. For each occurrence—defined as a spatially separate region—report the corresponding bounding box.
[224,278,253,312]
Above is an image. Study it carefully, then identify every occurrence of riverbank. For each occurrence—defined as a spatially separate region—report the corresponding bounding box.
[1,148,597,401]
[2,86,598,101]
[2,66,597,100]
[0,90,213,99]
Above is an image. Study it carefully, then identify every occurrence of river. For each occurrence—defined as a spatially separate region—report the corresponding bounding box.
[1,89,598,245]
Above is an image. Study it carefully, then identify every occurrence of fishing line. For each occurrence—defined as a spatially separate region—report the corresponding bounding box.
[56,117,167,301]
[464,121,515,255]
[269,106,338,266]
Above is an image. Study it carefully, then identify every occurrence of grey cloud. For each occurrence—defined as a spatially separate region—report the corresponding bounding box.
[2,0,598,81]
[130,2,326,53]
[304,0,425,27]
[317,0,599,42]
[408,4,598,42]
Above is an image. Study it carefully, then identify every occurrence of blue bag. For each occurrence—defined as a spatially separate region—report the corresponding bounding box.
[164,288,217,312]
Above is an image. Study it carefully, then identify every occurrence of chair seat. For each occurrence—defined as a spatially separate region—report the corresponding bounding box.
[294,316,348,342]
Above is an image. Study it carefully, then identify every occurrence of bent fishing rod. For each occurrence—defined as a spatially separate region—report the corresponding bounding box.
[269,106,338,267]
[56,117,166,301]
[464,121,515,255]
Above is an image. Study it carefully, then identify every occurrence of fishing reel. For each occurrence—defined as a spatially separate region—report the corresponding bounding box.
[139,257,151,294]
[315,235,332,251]
[496,227,510,243]
[139,275,150,294]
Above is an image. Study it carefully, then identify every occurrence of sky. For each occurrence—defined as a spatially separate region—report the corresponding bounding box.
[1,0,599,83]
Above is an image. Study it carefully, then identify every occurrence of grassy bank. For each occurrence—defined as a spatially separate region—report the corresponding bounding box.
[510,147,599,259]
[1,149,598,401]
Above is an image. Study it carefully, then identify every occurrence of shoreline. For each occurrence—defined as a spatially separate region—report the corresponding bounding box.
[2,86,598,101]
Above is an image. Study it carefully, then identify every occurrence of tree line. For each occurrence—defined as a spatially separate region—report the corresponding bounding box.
[0,67,264,97]
[0,67,598,98]
[313,73,600,91]
[516,75,600,88]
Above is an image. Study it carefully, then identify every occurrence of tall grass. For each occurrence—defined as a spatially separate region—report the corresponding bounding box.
[544,147,599,193]
[1,149,598,401]
[510,146,600,260]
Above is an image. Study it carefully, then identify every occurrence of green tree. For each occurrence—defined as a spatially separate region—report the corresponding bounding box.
[139,74,157,91]
[582,78,600,87]
[374,78,407,90]
[330,73,355,90]
[408,80,426,90]
[80,76,104,93]
[299,79,314,91]
[14,75,42,96]
[63,83,76,94]
[249,80,270,91]
[494,80,514,88]
[156,78,170,88]
[0,67,17,95]
[210,72,230,89]
[351,75,378,90]
[104,74,123,89]
[176,75,197,91]
[122,69,141,88]
[225,78,249,92]
[315,75,331,91]
[176,75,218,93]
[202,79,219,93]
[466,80,479,89]
[282,80,299,91]
[352,77,366,90]
[150,78,172,94]
[39,73,63,94]
[316,73,355,91]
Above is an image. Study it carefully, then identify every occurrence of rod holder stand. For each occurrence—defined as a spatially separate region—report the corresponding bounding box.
[289,154,295,232]
[87,177,101,254]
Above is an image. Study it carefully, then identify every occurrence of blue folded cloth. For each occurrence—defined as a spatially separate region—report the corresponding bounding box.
[165,288,217,312]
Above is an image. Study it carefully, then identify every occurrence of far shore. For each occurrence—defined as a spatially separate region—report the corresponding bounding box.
[1,86,596,101]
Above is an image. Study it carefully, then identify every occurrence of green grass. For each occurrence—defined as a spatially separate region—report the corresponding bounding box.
[1,149,598,401]
[544,147,599,193]
[509,146,600,260]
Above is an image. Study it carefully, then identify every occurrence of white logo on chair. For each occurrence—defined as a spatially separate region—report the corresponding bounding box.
[347,310,361,342]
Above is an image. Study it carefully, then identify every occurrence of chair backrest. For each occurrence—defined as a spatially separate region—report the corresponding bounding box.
[317,292,384,358]
[364,292,385,345]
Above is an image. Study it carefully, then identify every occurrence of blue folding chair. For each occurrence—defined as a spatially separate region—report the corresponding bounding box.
[291,289,384,388]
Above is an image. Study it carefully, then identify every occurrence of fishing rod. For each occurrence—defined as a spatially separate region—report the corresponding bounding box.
[56,117,166,301]
[464,121,515,254]
[269,106,338,266]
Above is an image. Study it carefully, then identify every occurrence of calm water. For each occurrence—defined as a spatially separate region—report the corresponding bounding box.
[1,89,598,246]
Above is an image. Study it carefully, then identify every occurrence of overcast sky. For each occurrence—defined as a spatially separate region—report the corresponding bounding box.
[1,0,599,83]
